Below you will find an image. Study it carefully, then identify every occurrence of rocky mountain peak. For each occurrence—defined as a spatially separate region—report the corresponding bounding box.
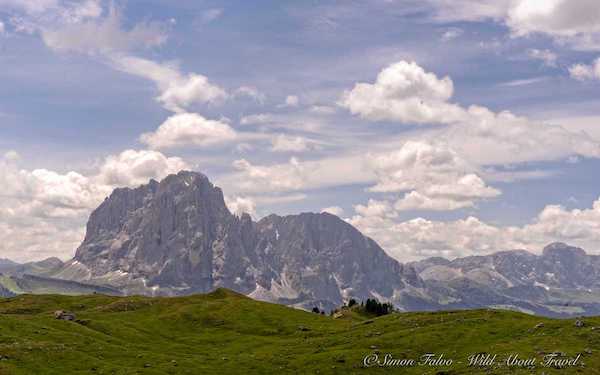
[542,242,587,258]
[64,171,423,310]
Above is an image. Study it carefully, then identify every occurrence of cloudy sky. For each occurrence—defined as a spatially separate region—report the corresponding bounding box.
[2,0,600,263]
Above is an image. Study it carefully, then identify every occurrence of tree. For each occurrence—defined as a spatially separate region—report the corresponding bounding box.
[348,298,357,307]
[312,307,320,314]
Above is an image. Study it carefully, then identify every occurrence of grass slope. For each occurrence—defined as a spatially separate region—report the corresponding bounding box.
[0,289,598,374]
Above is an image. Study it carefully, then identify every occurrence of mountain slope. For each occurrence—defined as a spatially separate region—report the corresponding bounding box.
[411,243,600,316]
[0,290,596,374]
[46,170,600,316]
[55,171,423,311]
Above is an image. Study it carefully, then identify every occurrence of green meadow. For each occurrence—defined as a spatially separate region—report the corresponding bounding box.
[0,289,597,374]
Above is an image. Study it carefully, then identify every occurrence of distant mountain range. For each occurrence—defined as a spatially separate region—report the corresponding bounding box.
[3,171,600,317]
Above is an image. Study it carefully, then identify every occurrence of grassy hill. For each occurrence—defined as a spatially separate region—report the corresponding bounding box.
[0,289,598,374]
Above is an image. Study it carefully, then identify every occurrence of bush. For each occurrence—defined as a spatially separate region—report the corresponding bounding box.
[348,298,357,307]
[312,307,321,314]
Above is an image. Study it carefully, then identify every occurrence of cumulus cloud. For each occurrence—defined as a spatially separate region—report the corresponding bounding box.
[343,61,600,165]
[140,113,237,150]
[431,105,600,165]
[34,4,226,113]
[415,0,600,51]
[229,157,308,193]
[111,56,227,113]
[225,195,257,217]
[354,199,398,219]
[350,197,600,261]
[507,0,600,50]
[367,141,500,211]
[96,149,189,187]
[0,149,189,261]
[569,58,600,81]
[339,61,464,124]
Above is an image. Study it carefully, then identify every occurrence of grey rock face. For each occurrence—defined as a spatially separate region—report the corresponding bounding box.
[248,213,422,310]
[74,171,248,294]
[55,171,600,317]
[413,243,600,316]
[65,171,423,311]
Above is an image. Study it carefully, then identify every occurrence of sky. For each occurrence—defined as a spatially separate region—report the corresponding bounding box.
[2,0,600,263]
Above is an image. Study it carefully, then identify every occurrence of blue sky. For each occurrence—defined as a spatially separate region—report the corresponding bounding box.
[2,0,600,262]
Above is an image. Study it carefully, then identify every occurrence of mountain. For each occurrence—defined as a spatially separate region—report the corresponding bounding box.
[411,243,600,316]
[0,257,116,296]
[53,171,424,311]
[43,170,600,316]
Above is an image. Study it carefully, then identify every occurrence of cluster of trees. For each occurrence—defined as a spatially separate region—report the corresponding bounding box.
[363,298,393,316]
[314,298,393,317]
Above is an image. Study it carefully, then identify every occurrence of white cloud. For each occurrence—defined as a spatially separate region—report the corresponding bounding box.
[507,0,600,50]
[110,55,228,112]
[367,141,500,211]
[4,150,19,161]
[140,113,237,150]
[419,0,512,22]
[569,58,600,81]
[527,48,557,67]
[270,134,313,153]
[0,0,59,14]
[350,197,600,261]
[309,105,337,115]
[0,20,5,34]
[225,196,257,217]
[430,105,600,165]
[234,86,266,104]
[240,113,274,126]
[321,206,344,216]
[229,157,308,193]
[414,0,600,51]
[96,149,189,187]
[41,5,166,55]
[34,5,225,114]
[343,61,600,165]
[498,77,548,87]
[394,174,500,211]
[339,61,464,124]
[0,149,188,261]
[354,199,397,219]
[283,95,299,107]
[440,27,463,41]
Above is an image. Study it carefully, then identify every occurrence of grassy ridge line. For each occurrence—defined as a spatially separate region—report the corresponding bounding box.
[0,289,597,374]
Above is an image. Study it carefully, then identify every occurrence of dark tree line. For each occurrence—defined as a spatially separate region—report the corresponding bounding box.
[364,298,393,316]
[318,298,393,317]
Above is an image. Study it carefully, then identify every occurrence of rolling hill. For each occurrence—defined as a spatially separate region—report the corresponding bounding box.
[0,289,597,374]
